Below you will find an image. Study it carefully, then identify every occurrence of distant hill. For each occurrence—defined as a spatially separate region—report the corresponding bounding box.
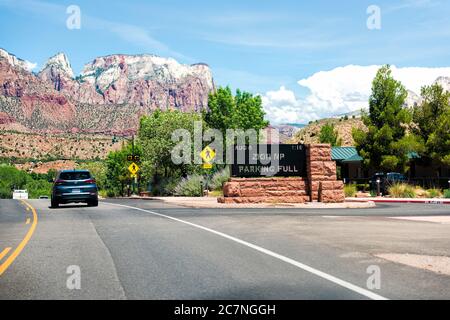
[290,117,367,146]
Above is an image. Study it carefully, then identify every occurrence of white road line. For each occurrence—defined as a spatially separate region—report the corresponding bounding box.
[103,202,388,300]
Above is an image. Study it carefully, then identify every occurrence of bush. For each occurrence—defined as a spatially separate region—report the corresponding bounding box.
[0,183,11,199]
[174,174,205,197]
[98,190,108,198]
[209,167,230,191]
[388,183,416,198]
[106,189,117,198]
[426,188,442,198]
[26,179,52,199]
[356,183,369,192]
[414,186,427,198]
[0,164,51,199]
[444,189,450,199]
[157,177,181,196]
[344,184,357,197]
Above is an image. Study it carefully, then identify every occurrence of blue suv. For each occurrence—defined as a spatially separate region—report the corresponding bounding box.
[51,170,98,208]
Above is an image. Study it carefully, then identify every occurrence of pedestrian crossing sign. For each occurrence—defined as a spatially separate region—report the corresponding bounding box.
[200,146,216,169]
[200,146,216,163]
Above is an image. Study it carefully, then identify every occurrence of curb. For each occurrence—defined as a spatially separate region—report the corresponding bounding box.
[346,198,450,205]
[113,196,376,209]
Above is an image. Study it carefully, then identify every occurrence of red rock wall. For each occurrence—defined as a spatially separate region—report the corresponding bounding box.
[219,144,345,204]
[307,144,345,203]
[218,177,310,204]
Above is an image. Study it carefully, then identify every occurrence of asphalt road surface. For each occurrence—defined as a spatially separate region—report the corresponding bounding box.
[1,199,450,300]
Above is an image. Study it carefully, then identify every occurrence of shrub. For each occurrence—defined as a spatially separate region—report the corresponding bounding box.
[209,167,230,191]
[98,190,108,198]
[426,188,442,198]
[344,184,357,197]
[414,186,427,198]
[356,183,369,192]
[388,183,416,198]
[174,174,205,197]
[444,189,450,199]
[158,177,181,196]
[106,189,117,198]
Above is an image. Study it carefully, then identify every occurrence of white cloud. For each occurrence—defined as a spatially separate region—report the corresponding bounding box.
[261,86,319,124]
[262,65,450,124]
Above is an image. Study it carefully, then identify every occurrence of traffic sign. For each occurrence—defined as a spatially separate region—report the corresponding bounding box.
[200,146,216,170]
[128,162,139,175]
[200,146,216,163]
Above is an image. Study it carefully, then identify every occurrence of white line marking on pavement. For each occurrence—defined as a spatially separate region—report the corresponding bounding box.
[103,202,388,300]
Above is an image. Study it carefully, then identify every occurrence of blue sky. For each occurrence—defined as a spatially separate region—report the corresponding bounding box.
[1,0,450,123]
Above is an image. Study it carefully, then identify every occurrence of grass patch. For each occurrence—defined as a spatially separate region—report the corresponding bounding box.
[388,183,416,198]
[208,190,224,197]
[426,188,442,198]
[444,189,450,199]
[344,184,357,197]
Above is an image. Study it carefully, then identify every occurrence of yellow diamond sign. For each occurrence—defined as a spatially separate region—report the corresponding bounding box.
[128,162,139,175]
[200,146,216,164]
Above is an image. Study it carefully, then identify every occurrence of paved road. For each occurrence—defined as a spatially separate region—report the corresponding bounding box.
[0,199,449,300]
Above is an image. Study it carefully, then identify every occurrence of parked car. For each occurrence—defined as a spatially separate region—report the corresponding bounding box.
[369,172,407,195]
[51,170,98,208]
[13,189,28,200]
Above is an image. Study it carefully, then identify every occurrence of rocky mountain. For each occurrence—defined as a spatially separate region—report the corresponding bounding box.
[0,48,35,72]
[0,49,214,133]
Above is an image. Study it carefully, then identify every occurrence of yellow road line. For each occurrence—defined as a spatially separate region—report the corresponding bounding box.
[0,247,12,261]
[26,218,30,225]
[0,200,38,276]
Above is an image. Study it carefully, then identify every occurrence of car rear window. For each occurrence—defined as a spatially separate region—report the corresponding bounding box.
[59,172,91,180]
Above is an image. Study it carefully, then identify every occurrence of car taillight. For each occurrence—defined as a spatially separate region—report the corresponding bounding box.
[85,179,96,184]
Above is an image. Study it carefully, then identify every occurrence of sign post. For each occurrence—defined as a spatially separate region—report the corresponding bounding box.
[200,146,216,196]
[128,162,140,196]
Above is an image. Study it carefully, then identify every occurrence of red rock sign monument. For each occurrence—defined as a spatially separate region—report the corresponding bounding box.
[219,144,345,204]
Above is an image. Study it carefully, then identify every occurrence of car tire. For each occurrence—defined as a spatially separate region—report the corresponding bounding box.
[51,199,59,208]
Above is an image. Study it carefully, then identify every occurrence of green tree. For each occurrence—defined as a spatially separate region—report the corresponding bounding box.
[77,161,107,190]
[352,65,422,173]
[413,83,450,166]
[105,142,143,196]
[204,87,235,133]
[0,164,52,199]
[204,87,269,133]
[319,123,342,146]
[139,110,203,181]
[233,90,269,131]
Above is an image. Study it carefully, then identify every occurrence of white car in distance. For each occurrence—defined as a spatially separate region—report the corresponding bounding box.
[13,190,29,200]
